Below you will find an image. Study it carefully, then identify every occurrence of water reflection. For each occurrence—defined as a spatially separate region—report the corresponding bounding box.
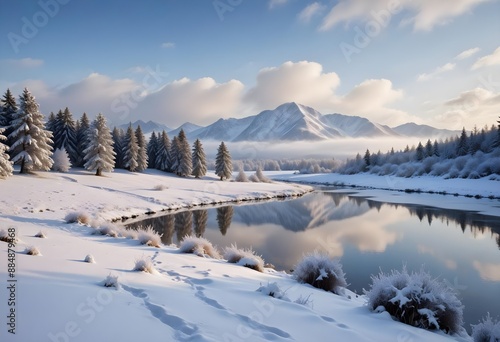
[126,190,500,330]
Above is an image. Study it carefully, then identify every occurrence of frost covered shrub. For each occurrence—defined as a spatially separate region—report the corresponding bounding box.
[153,184,167,191]
[248,173,260,182]
[101,274,119,289]
[179,235,221,258]
[0,229,14,243]
[133,257,156,274]
[65,211,91,225]
[224,244,265,272]
[257,282,289,300]
[34,231,46,238]
[25,245,41,256]
[293,253,347,294]
[365,266,464,334]
[51,147,71,172]
[471,313,500,342]
[94,222,122,237]
[84,254,96,263]
[235,169,249,182]
[255,167,272,183]
[137,225,162,248]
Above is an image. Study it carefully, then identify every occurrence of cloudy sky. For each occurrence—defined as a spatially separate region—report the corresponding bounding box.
[1,0,499,130]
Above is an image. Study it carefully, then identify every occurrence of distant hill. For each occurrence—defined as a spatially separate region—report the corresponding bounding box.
[118,120,171,134]
[392,123,458,138]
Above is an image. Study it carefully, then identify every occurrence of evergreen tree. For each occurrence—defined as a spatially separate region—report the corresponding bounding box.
[155,130,171,171]
[456,127,469,156]
[9,88,53,173]
[363,149,371,167]
[84,113,115,176]
[191,138,207,178]
[112,127,125,169]
[46,112,57,133]
[176,129,192,177]
[493,116,500,149]
[415,142,425,161]
[52,109,64,148]
[51,147,71,172]
[0,89,18,151]
[0,127,13,178]
[122,124,139,172]
[53,107,77,164]
[215,141,232,180]
[425,139,433,157]
[75,113,90,167]
[135,125,148,172]
[147,131,159,169]
[170,135,180,173]
[432,140,440,157]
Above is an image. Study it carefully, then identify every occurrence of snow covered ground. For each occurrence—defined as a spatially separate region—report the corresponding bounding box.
[0,169,481,341]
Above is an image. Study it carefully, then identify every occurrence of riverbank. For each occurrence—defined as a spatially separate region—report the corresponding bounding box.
[0,169,472,341]
[0,168,312,223]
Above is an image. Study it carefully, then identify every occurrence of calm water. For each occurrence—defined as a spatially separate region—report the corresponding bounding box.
[127,190,500,330]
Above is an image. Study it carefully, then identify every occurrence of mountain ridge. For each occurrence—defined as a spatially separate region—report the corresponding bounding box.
[121,102,459,141]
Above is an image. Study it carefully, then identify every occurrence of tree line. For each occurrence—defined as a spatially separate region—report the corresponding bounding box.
[0,88,233,180]
[339,124,500,178]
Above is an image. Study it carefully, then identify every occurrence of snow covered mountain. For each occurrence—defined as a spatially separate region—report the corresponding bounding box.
[392,123,458,138]
[234,102,343,141]
[118,120,171,134]
[135,102,458,142]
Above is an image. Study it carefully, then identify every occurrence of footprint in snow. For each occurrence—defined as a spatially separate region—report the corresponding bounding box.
[321,316,336,323]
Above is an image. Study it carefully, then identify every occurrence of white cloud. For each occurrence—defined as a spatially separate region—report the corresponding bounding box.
[268,0,288,9]
[136,77,244,126]
[417,62,456,82]
[471,46,500,70]
[455,47,480,60]
[298,2,326,23]
[435,87,500,129]
[244,61,340,113]
[161,42,175,49]
[319,0,489,32]
[1,58,44,68]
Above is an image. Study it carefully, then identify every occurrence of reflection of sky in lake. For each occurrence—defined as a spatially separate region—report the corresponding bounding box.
[127,191,500,330]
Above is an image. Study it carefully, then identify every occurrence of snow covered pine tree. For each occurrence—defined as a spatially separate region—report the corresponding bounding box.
[84,113,115,176]
[215,141,232,181]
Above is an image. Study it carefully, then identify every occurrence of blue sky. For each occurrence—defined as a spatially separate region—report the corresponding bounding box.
[1,0,499,129]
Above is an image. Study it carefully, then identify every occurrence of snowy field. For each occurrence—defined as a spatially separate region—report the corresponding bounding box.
[0,169,489,341]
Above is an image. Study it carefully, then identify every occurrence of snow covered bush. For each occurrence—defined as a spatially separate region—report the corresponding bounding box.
[84,254,95,263]
[257,282,289,300]
[0,229,12,243]
[235,169,249,182]
[471,313,500,342]
[25,245,41,256]
[133,257,156,274]
[293,253,347,294]
[101,274,119,289]
[224,244,264,272]
[51,147,71,172]
[65,211,91,225]
[248,173,260,182]
[365,266,464,334]
[153,184,168,191]
[136,225,162,248]
[179,236,221,258]
[255,167,272,183]
[34,231,46,238]
[94,222,122,238]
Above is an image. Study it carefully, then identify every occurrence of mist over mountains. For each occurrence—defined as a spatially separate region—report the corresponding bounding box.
[120,102,458,142]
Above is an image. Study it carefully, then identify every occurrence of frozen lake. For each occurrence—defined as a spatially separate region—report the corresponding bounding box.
[127,189,500,330]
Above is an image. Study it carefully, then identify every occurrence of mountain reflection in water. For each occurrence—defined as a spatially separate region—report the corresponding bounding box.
[127,190,500,330]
